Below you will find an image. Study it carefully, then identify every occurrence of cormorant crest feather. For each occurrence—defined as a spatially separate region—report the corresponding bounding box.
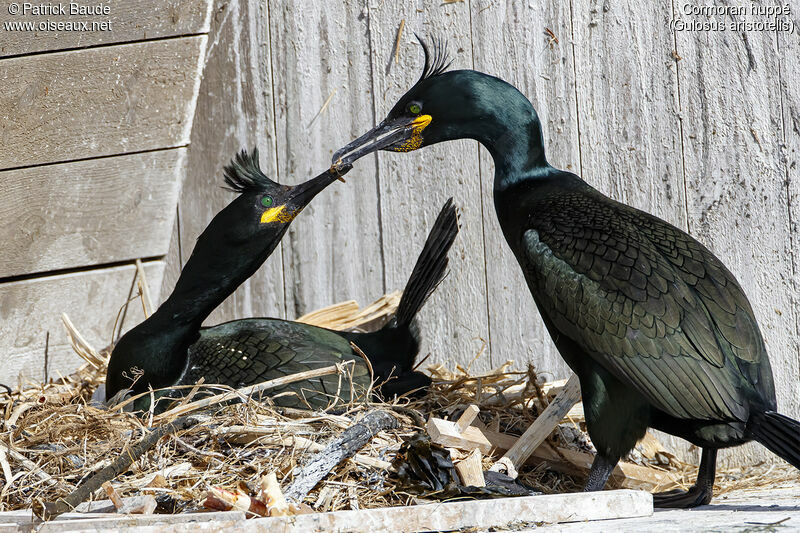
[415,33,451,85]
[223,147,273,193]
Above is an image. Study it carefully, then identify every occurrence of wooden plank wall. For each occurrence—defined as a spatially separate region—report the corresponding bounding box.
[164,0,799,466]
[0,1,212,383]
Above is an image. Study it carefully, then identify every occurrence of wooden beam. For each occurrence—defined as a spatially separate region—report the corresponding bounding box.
[0,149,185,278]
[0,261,164,383]
[0,37,206,170]
[455,449,485,487]
[426,413,493,454]
[0,0,213,57]
[481,428,680,491]
[101,490,651,532]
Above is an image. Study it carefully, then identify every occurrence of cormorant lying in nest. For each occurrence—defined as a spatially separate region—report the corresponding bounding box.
[107,148,459,411]
[333,36,800,508]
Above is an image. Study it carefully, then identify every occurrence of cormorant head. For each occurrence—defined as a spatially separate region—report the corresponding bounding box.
[332,35,541,166]
[223,148,350,236]
[167,148,351,313]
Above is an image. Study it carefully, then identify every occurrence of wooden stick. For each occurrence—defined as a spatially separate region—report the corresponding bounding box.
[284,410,398,502]
[455,405,480,433]
[0,444,13,485]
[153,362,350,423]
[394,19,406,64]
[490,373,581,478]
[480,427,679,491]
[102,481,124,509]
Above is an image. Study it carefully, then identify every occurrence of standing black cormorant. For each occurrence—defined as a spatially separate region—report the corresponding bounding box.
[106,148,459,411]
[332,38,800,508]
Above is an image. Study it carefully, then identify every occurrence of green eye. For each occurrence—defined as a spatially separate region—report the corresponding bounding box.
[261,196,273,207]
[408,102,422,115]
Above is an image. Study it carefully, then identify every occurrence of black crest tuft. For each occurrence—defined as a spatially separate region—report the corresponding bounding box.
[223,147,273,193]
[414,33,452,85]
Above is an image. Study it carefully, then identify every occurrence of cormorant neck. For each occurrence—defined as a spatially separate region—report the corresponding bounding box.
[477,116,551,193]
[153,227,283,331]
[455,73,551,192]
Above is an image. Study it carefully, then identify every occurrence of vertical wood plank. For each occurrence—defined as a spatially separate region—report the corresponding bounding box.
[162,0,286,323]
[675,8,799,465]
[367,2,491,370]
[470,0,581,379]
[779,1,800,434]
[570,0,687,228]
[269,0,384,318]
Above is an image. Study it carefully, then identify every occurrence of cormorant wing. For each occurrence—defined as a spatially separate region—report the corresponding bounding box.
[184,318,372,407]
[522,190,774,422]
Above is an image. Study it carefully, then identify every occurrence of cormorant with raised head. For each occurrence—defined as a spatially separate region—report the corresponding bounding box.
[332,37,800,508]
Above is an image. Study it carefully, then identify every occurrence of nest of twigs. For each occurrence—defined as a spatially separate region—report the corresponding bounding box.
[1,291,798,518]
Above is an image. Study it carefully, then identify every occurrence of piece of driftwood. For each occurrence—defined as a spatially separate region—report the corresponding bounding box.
[426,405,492,453]
[37,415,201,520]
[283,410,398,502]
[491,373,581,477]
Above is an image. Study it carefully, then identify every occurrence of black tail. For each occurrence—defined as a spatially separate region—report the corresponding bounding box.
[749,411,800,469]
[394,198,460,327]
[342,199,459,389]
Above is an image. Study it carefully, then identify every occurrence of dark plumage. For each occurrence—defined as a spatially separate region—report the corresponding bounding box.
[106,148,459,411]
[333,37,800,508]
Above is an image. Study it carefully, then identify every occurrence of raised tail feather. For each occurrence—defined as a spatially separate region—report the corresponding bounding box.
[395,198,460,327]
[749,410,800,470]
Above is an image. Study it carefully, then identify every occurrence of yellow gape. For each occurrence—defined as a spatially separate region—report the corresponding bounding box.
[260,205,297,224]
[392,114,432,152]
